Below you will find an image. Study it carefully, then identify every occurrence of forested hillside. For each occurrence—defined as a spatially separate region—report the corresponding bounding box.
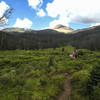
[0,30,69,50]
[1,25,100,51]
[70,25,100,50]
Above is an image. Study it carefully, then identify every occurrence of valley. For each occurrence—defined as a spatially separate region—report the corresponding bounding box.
[0,46,100,100]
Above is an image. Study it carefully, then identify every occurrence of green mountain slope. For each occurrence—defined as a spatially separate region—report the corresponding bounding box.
[69,25,100,50]
[0,30,69,50]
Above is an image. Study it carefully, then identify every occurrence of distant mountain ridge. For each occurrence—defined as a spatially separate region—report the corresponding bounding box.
[53,24,74,33]
[2,27,33,33]
[2,25,74,34]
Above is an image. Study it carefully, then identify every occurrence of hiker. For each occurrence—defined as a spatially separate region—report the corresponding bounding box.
[72,49,77,58]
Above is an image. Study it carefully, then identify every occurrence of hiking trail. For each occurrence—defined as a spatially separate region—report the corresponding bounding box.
[58,74,72,100]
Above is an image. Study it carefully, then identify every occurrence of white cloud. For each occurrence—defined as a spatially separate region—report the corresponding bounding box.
[28,0,43,10]
[36,9,46,17]
[0,27,4,30]
[46,0,100,28]
[14,18,32,29]
[0,1,9,26]
[49,16,70,28]
[91,23,100,27]
[0,1,9,17]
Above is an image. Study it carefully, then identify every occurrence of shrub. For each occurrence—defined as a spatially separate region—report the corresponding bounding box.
[71,70,90,98]
[87,63,100,100]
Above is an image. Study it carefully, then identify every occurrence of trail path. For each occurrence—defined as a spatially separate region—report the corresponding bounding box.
[58,74,72,100]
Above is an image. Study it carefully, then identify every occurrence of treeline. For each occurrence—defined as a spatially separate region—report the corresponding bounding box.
[0,30,70,50]
[1,25,100,50]
[70,26,100,50]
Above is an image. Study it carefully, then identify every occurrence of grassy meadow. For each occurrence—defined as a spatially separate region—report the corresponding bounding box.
[0,46,100,100]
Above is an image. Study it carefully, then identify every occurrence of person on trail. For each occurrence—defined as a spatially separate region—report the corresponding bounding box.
[72,49,77,58]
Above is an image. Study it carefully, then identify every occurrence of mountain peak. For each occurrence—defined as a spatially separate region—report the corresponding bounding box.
[53,24,74,33]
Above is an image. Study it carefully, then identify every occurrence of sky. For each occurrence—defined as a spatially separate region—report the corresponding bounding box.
[0,0,100,30]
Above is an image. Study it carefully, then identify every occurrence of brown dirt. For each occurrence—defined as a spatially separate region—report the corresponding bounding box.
[58,74,72,100]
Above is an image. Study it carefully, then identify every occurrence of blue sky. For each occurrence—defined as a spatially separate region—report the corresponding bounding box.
[0,0,100,30]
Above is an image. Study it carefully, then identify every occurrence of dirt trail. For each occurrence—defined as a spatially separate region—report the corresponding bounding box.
[58,74,72,100]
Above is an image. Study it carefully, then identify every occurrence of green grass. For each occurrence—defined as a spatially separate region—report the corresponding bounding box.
[0,46,100,100]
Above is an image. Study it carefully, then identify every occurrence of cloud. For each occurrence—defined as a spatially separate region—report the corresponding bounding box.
[36,9,46,17]
[28,0,43,10]
[0,27,4,30]
[0,1,9,17]
[49,16,70,28]
[14,18,32,29]
[91,23,100,27]
[0,1,9,26]
[28,0,46,18]
[46,0,100,28]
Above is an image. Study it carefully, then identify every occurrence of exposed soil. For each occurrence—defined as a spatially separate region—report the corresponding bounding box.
[58,74,72,100]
